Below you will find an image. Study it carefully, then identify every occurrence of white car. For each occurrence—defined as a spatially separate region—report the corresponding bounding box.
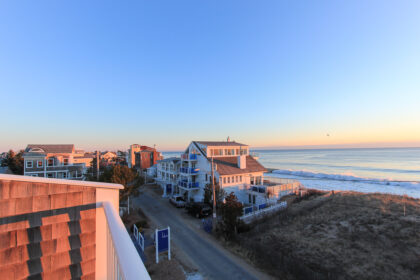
[169,195,186,208]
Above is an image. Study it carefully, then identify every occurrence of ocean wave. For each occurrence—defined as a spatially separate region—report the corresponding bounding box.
[271,169,420,189]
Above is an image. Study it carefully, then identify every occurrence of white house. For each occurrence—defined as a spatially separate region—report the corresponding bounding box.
[155,140,276,205]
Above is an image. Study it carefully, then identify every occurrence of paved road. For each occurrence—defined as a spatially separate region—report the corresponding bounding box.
[132,187,271,280]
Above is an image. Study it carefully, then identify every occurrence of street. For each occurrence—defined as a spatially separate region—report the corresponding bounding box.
[132,186,272,280]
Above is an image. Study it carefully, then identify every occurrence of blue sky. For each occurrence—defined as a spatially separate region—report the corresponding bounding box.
[1,0,419,151]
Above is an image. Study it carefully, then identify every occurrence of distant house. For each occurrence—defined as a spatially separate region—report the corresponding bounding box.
[127,144,163,170]
[23,144,88,179]
[101,151,117,163]
[73,152,95,168]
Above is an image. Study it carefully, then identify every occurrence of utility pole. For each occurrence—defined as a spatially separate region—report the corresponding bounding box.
[96,151,100,181]
[211,157,216,219]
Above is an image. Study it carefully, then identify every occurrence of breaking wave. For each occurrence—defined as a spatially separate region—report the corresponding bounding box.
[272,169,420,189]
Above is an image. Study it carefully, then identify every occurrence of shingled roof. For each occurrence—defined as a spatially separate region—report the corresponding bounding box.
[26,144,75,154]
[195,141,247,147]
[213,156,266,175]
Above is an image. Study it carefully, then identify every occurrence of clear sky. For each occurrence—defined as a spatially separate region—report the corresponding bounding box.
[0,0,419,152]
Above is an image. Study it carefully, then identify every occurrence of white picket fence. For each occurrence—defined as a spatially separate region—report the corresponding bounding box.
[240,201,287,224]
[133,224,145,251]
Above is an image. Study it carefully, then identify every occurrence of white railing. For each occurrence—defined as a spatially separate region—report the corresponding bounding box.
[103,201,151,280]
[240,201,287,224]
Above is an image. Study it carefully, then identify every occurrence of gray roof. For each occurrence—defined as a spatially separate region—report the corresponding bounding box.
[25,144,75,154]
[158,157,181,163]
[195,141,247,147]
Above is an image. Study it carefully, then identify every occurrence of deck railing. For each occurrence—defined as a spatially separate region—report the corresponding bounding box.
[181,154,198,160]
[102,201,151,280]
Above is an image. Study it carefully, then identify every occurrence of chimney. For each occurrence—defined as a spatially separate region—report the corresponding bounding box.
[237,155,246,169]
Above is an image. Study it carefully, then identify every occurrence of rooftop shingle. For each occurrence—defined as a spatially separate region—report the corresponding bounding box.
[213,156,266,175]
[195,141,247,147]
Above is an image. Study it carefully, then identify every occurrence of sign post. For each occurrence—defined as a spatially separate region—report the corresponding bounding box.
[155,227,171,263]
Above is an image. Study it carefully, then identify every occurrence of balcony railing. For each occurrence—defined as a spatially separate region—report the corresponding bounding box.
[180,167,199,174]
[178,180,199,189]
[181,154,198,160]
[102,201,151,280]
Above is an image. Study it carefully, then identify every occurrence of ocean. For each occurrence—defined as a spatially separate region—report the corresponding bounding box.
[256,148,420,198]
[162,148,420,198]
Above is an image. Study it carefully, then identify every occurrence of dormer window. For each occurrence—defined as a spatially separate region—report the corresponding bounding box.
[48,158,54,167]
[26,161,33,168]
[63,158,69,166]
[37,160,43,168]
[29,148,45,153]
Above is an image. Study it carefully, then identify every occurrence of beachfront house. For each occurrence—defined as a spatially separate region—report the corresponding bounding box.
[155,140,282,206]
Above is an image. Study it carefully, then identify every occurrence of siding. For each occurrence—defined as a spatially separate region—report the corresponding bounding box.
[0,179,96,279]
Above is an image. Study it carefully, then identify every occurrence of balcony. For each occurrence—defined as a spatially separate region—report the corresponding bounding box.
[178,180,200,189]
[180,167,199,174]
[181,154,198,161]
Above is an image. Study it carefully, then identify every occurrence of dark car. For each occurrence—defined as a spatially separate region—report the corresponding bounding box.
[186,202,212,218]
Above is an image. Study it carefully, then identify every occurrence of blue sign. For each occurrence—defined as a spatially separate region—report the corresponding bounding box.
[157,228,169,252]
[258,203,267,210]
[244,206,253,215]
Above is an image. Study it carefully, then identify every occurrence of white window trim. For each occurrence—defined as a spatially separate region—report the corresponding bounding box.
[47,158,54,167]
[37,160,44,168]
[26,161,33,168]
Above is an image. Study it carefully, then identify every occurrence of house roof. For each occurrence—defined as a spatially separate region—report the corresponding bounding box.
[158,157,180,163]
[26,144,75,154]
[213,156,266,175]
[195,141,247,147]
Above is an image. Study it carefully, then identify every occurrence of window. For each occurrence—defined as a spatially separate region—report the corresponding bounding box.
[236,176,238,183]
[240,175,242,182]
[249,194,252,203]
[47,173,54,178]
[223,177,226,184]
[48,158,54,167]
[37,160,43,168]
[62,172,67,178]
[205,174,208,181]
[31,174,38,177]
[63,158,69,166]
[228,177,230,183]
[26,161,33,168]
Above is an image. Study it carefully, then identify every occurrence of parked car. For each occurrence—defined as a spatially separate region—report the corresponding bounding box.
[186,202,212,218]
[169,195,186,208]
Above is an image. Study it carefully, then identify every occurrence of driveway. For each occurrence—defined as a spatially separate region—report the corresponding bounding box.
[132,186,272,280]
